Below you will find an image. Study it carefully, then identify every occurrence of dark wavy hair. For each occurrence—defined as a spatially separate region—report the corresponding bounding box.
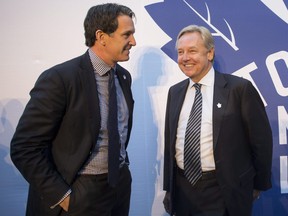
[84,3,135,47]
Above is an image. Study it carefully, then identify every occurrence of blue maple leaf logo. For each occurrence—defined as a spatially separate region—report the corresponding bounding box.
[145,0,288,75]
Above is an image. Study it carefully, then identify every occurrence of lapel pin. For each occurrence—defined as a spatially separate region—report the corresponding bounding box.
[217,103,222,108]
[123,75,126,80]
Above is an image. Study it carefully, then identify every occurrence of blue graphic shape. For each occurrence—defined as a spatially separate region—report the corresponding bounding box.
[145,0,288,74]
[146,0,288,215]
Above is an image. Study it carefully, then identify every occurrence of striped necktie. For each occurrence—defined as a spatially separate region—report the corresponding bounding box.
[184,83,202,185]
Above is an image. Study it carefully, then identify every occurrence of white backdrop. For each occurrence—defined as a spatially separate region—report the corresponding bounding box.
[0,0,181,215]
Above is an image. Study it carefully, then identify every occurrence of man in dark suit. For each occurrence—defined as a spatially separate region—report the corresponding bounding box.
[163,25,272,216]
[10,3,136,216]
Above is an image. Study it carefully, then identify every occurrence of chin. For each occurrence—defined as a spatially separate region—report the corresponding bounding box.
[118,57,129,62]
[182,71,193,78]
[121,56,130,61]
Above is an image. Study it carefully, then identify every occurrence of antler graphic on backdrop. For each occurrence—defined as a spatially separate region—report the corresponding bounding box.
[182,0,239,51]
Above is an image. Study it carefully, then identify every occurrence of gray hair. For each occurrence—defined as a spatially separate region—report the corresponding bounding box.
[175,25,214,51]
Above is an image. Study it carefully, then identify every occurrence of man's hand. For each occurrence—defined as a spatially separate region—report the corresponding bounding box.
[253,190,261,201]
[163,192,172,214]
[59,195,70,212]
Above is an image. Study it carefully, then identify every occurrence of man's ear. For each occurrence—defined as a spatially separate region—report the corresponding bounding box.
[208,47,215,62]
[95,30,106,46]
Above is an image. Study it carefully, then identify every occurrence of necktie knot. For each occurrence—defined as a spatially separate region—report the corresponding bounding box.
[193,83,201,92]
[108,68,115,80]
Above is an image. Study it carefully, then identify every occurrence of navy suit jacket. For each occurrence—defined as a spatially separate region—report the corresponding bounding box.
[10,51,134,216]
[163,71,272,216]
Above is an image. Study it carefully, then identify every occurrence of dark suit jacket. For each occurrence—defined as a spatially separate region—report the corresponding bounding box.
[10,51,134,216]
[163,71,272,216]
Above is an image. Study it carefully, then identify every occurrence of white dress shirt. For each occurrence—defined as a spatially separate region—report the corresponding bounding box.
[175,67,215,171]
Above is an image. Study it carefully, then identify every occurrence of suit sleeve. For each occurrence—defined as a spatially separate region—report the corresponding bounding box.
[241,81,273,190]
[163,88,172,191]
[10,68,70,206]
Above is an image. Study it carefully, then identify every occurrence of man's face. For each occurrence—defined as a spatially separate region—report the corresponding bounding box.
[104,15,136,66]
[177,32,214,83]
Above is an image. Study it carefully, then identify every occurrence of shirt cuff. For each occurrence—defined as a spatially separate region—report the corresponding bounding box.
[50,189,72,209]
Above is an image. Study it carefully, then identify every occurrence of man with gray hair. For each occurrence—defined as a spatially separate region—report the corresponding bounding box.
[163,25,272,216]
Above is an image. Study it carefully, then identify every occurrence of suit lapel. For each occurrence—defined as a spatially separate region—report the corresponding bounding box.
[115,66,133,117]
[173,80,189,121]
[171,79,190,143]
[213,72,229,149]
[79,51,101,142]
